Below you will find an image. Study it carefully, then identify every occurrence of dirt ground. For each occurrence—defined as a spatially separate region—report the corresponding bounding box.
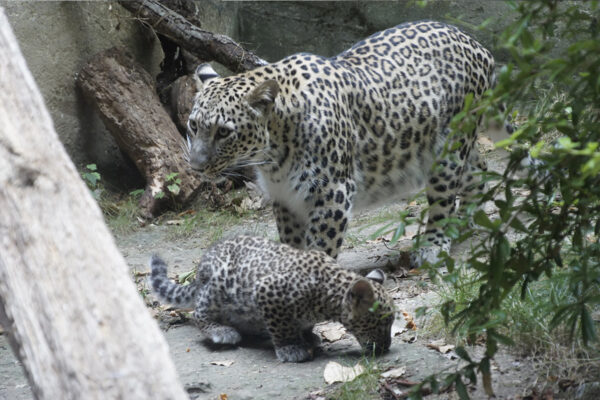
[0,141,592,400]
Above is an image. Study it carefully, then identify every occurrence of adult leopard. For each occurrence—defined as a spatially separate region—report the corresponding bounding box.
[186,20,495,265]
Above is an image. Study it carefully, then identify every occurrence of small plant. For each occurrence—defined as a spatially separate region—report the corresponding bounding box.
[129,188,145,197]
[100,189,144,235]
[154,172,182,199]
[403,1,600,398]
[81,163,102,200]
[328,357,383,400]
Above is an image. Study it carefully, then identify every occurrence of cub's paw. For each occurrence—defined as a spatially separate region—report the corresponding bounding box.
[206,326,242,345]
[275,344,313,363]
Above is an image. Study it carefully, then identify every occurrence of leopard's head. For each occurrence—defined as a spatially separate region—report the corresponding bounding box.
[341,269,395,356]
[186,64,280,178]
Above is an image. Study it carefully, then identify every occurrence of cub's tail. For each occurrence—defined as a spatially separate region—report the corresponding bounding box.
[149,254,198,308]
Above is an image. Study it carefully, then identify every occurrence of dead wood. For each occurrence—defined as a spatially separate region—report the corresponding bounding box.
[0,10,187,399]
[77,47,204,217]
[119,0,267,73]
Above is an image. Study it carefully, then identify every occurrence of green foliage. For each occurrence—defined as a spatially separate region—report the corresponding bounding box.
[81,163,102,200]
[100,190,143,235]
[154,172,182,199]
[82,163,101,187]
[408,0,600,397]
[328,358,382,400]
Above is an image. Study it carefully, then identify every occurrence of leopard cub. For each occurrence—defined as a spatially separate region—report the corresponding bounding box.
[150,236,395,362]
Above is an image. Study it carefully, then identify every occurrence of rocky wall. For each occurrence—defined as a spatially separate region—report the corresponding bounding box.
[1,1,238,186]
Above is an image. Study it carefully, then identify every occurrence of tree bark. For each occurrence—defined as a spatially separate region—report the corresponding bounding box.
[0,10,188,400]
[77,47,204,217]
[119,0,267,73]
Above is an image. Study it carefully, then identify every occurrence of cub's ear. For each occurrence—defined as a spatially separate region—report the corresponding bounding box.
[194,63,220,90]
[348,279,376,314]
[246,80,279,115]
[365,269,386,285]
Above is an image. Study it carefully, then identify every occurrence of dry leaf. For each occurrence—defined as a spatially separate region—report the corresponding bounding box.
[210,360,235,367]
[234,196,263,213]
[321,325,346,342]
[323,361,365,384]
[402,311,417,330]
[177,209,196,217]
[438,344,455,353]
[381,366,407,379]
[219,394,228,400]
[166,219,184,226]
[426,339,455,354]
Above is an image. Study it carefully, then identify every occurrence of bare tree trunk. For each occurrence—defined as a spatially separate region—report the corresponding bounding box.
[0,10,188,400]
[77,47,204,217]
[119,0,267,73]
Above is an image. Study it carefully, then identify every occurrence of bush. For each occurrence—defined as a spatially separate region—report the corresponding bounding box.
[412,0,600,397]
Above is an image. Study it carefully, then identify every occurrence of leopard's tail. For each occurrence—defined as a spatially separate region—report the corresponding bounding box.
[149,254,198,308]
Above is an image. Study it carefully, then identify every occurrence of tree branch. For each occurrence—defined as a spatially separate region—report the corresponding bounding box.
[0,10,187,399]
[119,0,267,72]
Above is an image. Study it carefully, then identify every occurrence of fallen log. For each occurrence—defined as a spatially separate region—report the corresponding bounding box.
[77,47,204,217]
[119,0,267,73]
[0,9,187,399]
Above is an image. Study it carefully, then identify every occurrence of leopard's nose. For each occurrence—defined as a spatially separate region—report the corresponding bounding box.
[189,152,208,171]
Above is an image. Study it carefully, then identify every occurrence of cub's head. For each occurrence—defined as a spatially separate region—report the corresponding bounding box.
[341,269,395,356]
[186,64,280,177]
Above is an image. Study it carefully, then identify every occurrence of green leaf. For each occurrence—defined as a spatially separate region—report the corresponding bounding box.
[473,210,496,230]
[167,184,181,195]
[445,224,460,240]
[488,329,515,346]
[166,172,179,181]
[463,367,477,385]
[581,306,597,345]
[86,163,98,171]
[455,377,470,400]
[368,221,396,240]
[454,346,472,362]
[509,217,528,233]
[429,376,439,394]
[389,222,405,244]
[130,189,145,197]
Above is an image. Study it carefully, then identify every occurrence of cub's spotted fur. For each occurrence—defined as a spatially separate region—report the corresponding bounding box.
[150,236,394,362]
[187,20,496,265]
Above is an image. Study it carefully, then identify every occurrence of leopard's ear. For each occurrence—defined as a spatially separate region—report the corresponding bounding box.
[365,269,385,285]
[246,80,279,116]
[348,279,376,314]
[194,63,219,90]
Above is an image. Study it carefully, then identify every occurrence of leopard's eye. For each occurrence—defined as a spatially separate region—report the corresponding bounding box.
[215,126,233,140]
[188,119,198,134]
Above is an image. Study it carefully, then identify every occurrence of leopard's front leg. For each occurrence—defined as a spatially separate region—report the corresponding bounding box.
[412,140,475,267]
[305,182,355,258]
[273,201,307,249]
[255,277,315,362]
